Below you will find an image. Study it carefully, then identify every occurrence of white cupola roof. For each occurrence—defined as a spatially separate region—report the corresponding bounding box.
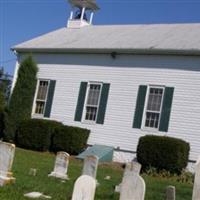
[67,0,99,28]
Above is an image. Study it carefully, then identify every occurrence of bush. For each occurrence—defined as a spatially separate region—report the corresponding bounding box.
[51,125,90,155]
[16,119,62,151]
[137,135,190,173]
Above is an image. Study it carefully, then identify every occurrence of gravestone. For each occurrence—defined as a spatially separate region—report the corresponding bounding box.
[115,161,141,193]
[71,175,96,200]
[82,155,99,179]
[0,141,16,186]
[119,162,145,200]
[192,157,200,200]
[48,152,69,180]
[24,192,51,199]
[166,185,176,200]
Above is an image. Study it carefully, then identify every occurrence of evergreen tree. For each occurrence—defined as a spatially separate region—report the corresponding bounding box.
[4,55,38,142]
[0,67,12,139]
[0,67,12,109]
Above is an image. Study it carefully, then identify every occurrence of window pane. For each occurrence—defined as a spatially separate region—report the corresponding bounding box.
[35,101,45,114]
[85,106,97,121]
[87,84,101,106]
[147,88,163,111]
[145,112,159,128]
[37,81,49,100]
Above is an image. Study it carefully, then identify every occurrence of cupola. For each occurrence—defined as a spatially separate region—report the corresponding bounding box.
[67,0,99,28]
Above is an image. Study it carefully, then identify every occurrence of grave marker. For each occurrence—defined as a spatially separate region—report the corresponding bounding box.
[115,161,141,193]
[166,185,176,200]
[119,162,145,200]
[48,152,69,180]
[192,157,200,200]
[82,155,99,179]
[0,141,16,186]
[71,175,96,200]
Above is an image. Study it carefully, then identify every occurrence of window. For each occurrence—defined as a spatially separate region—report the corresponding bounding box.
[74,82,110,124]
[133,85,174,132]
[34,80,49,115]
[84,83,102,121]
[144,87,164,129]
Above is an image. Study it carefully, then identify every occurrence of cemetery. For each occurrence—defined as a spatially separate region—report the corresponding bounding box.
[0,142,196,200]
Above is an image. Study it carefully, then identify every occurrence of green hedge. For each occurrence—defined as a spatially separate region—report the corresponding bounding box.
[51,125,90,155]
[16,119,62,151]
[16,119,90,154]
[137,135,190,173]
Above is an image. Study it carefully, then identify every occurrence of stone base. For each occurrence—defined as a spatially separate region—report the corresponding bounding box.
[0,175,16,186]
[48,172,69,180]
[115,184,121,193]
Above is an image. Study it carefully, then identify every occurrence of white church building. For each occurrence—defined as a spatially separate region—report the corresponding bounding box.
[12,0,200,163]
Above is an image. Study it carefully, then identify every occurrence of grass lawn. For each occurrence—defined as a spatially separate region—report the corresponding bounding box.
[0,148,193,200]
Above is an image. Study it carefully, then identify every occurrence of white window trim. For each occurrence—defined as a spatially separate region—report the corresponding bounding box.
[82,81,103,124]
[141,85,165,131]
[32,79,50,117]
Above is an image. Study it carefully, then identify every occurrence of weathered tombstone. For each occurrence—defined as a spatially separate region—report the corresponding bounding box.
[192,157,200,200]
[48,152,69,180]
[71,175,96,200]
[124,161,141,176]
[0,141,16,186]
[166,185,176,200]
[119,162,145,200]
[82,155,99,179]
[115,161,141,193]
[24,192,51,199]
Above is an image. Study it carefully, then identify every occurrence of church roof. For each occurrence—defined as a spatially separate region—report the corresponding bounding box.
[12,23,200,55]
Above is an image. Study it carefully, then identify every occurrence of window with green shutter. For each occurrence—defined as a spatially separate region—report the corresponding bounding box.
[133,85,174,132]
[74,81,110,124]
[34,79,56,118]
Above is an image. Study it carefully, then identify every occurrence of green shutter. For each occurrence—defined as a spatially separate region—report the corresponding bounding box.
[74,82,88,122]
[133,85,147,128]
[159,87,174,132]
[44,80,56,118]
[96,83,110,124]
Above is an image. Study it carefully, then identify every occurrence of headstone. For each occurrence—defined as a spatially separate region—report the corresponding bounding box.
[166,186,176,200]
[119,162,145,200]
[82,155,99,179]
[115,161,141,193]
[124,161,141,176]
[29,168,37,176]
[48,152,69,180]
[0,141,15,186]
[71,175,96,200]
[192,157,200,200]
[24,192,51,199]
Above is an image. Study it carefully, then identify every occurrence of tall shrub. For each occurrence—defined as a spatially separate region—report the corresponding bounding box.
[4,55,38,142]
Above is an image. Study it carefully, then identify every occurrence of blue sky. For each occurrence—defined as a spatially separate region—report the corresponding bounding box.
[1,0,200,75]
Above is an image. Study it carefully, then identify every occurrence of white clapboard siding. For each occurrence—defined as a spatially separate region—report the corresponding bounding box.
[20,53,200,161]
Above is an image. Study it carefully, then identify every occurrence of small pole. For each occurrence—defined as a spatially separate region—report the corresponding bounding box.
[90,12,94,24]
[70,11,73,20]
[166,185,176,200]
[80,7,86,21]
